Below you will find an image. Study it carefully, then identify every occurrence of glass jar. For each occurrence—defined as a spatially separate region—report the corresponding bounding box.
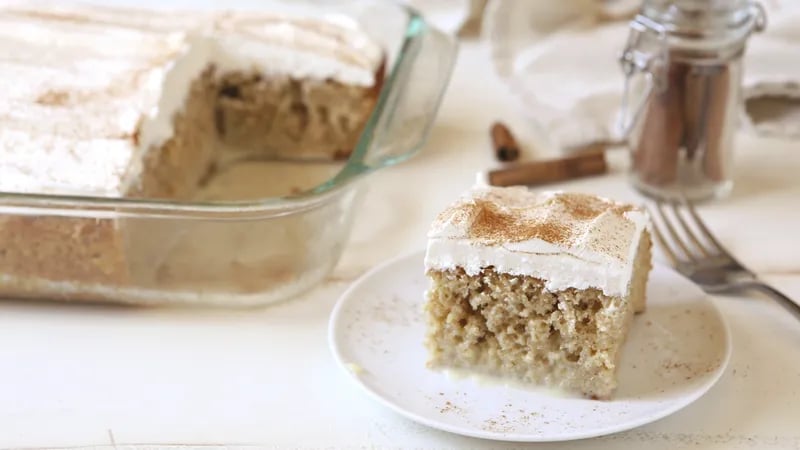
[618,0,766,201]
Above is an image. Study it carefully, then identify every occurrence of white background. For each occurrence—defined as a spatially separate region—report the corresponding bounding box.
[1,4,799,448]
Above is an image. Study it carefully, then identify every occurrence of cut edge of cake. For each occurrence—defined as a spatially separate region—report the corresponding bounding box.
[124,14,385,199]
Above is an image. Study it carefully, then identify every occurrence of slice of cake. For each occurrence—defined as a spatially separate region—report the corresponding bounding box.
[424,186,652,399]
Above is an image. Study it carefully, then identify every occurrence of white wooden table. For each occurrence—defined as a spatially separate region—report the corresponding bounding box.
[1,41,799,450]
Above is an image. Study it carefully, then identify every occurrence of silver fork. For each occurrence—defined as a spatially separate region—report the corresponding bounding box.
[648,199,800,321]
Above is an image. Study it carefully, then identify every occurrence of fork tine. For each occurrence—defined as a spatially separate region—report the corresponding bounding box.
[670,203,711,257]
[655,201,696,261]
[681,197,734,259]
[646,206,680,267]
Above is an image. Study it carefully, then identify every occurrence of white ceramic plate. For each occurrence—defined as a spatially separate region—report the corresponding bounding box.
[329,250,731,442]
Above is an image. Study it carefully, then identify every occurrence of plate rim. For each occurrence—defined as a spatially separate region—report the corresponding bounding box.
[328,249,732,442]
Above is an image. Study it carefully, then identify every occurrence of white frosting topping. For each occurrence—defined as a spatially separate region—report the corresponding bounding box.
[0,3,382,196]
[424,186,649,297]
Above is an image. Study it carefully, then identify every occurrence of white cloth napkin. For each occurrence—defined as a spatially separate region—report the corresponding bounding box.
[489,0,800,150]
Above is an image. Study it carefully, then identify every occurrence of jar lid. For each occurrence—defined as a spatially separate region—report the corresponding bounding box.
[641,0,765,36]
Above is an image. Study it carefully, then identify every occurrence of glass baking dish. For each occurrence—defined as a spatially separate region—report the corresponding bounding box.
[0,0,457,306]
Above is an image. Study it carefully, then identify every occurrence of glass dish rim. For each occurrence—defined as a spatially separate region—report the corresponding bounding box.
[0,3,435,220]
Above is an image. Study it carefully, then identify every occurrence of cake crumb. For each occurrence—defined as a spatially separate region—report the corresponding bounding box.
[439,401,464,415]
[344,362,364,375]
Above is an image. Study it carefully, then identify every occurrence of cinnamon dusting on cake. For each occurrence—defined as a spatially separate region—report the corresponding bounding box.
[553,193,608,220]
[468,199,569,244]
[35,90,71,107]
[548,192,636,221]
[431,187,644,254]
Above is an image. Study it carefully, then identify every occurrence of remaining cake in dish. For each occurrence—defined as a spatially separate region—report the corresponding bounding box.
[0,3,384,301]
[424,186,652,399]
[0,3,383,199]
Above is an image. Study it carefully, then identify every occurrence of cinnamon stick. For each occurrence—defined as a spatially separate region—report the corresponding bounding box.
[633,59,687,186]
[682,62,710,161]
[490,122,521,162]
[487,152,607,187]
[702,65,731,182]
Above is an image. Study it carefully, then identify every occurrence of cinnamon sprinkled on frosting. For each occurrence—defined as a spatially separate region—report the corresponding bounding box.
[469,200,570,244]
[432,187,641,253]
[425,186,651,296]
[556,192,636,221]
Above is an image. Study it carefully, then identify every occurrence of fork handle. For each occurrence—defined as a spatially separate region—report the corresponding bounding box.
[746,282,800,321]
